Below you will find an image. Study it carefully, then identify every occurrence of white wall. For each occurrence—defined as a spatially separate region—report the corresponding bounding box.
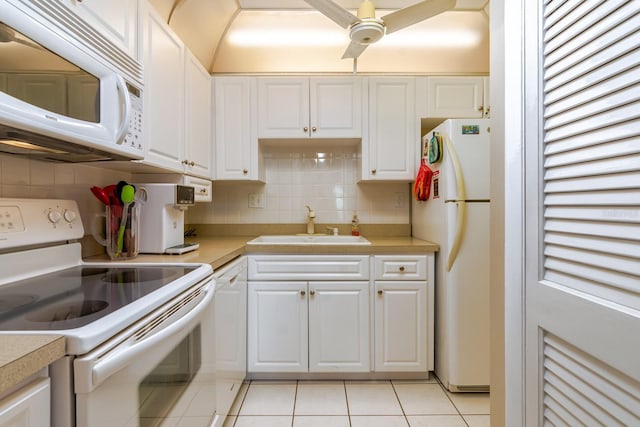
[188,145,410,225]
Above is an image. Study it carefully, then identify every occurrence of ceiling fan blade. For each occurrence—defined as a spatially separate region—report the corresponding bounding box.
[304,0,360,29]
[382,0,456,34]
[341,40,369,59]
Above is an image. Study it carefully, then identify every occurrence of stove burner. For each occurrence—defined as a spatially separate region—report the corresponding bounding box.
[0,295,38,313]
[26,300,109,322]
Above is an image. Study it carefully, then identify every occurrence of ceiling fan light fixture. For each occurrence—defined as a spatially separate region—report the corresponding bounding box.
[349,19,384,44]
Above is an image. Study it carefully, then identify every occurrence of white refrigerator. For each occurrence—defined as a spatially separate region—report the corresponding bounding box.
[412,118,490,392]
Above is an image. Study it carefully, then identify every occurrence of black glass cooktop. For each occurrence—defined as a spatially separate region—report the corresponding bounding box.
[0,265,197,330]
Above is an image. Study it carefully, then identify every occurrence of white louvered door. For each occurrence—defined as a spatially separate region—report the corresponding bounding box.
[524,1,640,425]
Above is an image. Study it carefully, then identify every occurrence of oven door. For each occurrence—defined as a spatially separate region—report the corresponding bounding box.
[73,278,215,427]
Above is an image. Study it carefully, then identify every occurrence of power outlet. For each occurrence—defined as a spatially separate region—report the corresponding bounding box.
[394,192,405,208]
[248,192,265,208]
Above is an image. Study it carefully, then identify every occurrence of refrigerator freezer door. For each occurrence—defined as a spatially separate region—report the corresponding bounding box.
[441,201,490,389]
[442,119,490,201]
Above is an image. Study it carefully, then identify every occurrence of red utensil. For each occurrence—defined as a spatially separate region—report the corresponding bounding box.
[90,186,110,205]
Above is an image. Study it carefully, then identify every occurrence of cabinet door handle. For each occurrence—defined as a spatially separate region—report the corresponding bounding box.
[243,169,248,175]
[477,106,484,112]
[311,126,317,132]
[371,169,377,175]
[181,160,189,165]
[377,290,383,295]
[310,290,315,296]
[303,126,309,132]
[399,266,405,272]
[300,290,306,296]
[189,161,195,167]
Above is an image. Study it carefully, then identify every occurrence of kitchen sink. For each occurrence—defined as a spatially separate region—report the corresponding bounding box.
[246,235,371,245]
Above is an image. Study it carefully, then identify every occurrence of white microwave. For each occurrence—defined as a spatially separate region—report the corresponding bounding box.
[0,0,144,162]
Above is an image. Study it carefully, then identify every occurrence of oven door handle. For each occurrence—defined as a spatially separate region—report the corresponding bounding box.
[88,283,214,389]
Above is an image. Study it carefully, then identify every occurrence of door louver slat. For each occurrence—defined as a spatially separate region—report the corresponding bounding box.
[545,232,640,258]
[545,121,640,156]
[542,334,640,426]
[544,139,640,168]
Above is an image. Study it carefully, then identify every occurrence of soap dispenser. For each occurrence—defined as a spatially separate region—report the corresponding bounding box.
[351,211,360,236]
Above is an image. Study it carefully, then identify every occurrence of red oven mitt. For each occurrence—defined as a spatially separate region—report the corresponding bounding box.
[414,159,433,201]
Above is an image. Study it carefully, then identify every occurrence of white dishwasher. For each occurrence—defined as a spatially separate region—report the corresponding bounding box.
[212,257,247,427]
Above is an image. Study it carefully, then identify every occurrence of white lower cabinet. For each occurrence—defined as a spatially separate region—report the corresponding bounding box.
[308,281,370,372]
[374,281,427,372]
[248,282,309,372]
[0,378,50,427]
[248,280,370,373]
[247,254,434,375]
[373,255,434,373]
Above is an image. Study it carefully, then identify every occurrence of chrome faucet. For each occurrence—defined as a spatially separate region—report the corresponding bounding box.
[305,205,315,235]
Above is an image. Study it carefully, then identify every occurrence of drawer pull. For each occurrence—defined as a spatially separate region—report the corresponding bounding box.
[399,266,405,272]
[300,290,306,296]
[377,290,383,295]
[310,290,315,296]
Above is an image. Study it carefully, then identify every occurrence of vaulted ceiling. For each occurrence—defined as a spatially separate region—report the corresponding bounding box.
[148,0,490,75]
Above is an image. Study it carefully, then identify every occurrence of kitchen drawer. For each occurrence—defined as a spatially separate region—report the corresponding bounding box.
[374,255,427,280]
[248,255,369,281]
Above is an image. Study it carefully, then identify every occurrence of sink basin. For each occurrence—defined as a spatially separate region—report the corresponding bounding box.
[246,235,371,245]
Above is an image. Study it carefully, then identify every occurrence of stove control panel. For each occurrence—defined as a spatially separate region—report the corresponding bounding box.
[0,198,84,250]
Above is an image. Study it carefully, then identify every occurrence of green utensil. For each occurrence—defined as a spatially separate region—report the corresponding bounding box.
[116,184,135,256]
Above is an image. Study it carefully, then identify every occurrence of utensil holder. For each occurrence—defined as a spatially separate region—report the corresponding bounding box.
[91,204,140,260]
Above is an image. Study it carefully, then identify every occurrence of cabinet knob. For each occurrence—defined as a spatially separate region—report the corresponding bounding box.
[311,126,317,132]
[371,169,377,174]
[243,169,248,174]
[189,161,195,167]
[377,290,383,295]
[399,266,405,272]
[310,290,315,296]
[181,160,189,165]
[303,126,309,132]
[300,290,306,296]
[477,106,484,112]
[199,188,207,194]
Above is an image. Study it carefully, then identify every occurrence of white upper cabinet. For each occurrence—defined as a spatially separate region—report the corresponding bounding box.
[61,0,138,59]
[140,3,185,172]
[258,77,363,139]
[214,77,263,181]
[140,5,213,178]
[362,77,422,181]
[426,76,490,118]
[184,51,212,179]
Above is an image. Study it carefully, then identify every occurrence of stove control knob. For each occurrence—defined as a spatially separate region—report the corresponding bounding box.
[63,210,77,223]
[48,210,62,223]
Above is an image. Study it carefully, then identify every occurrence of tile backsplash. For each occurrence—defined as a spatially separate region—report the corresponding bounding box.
[187,146,411,225]
[0,153,133,232]
[0,145,411,233]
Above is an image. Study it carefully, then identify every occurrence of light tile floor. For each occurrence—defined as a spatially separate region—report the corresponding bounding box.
[223,377,490,427]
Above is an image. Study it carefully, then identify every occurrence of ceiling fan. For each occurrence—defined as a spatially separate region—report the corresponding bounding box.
[304,0,456,59]
[0,23,43,50]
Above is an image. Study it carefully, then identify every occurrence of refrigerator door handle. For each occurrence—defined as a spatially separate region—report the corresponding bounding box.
[447,200,467,272]
[443,134,468,272]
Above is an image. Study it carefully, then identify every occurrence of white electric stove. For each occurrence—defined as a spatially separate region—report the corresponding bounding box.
[0,198,216,427]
